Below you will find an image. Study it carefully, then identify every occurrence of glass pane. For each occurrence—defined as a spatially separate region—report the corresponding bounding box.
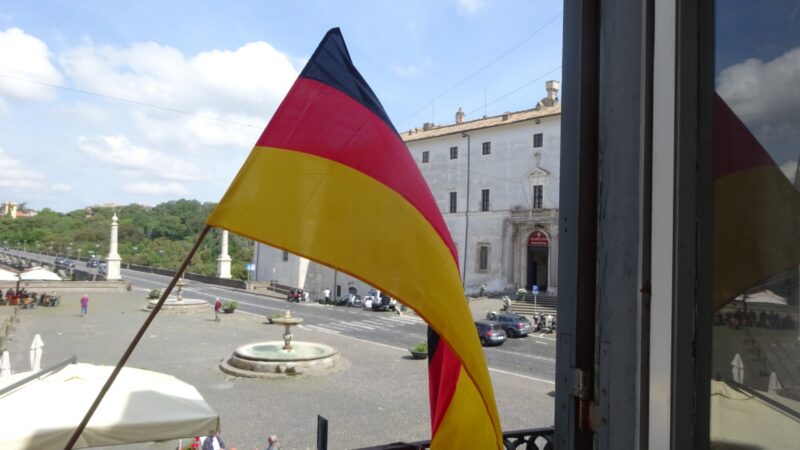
[711,3,800,448]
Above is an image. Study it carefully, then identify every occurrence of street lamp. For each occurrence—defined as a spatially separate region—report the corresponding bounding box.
[77,248,82,261]
[158,250,164,269]
[131,246,138,268]
[35,241,40,253]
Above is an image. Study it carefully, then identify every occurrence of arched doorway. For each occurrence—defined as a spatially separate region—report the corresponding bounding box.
[526,230,549,291]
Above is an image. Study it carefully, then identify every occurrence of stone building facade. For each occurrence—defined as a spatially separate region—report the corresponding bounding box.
[253,81,562,298]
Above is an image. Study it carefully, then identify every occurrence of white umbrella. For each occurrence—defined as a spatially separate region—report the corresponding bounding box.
[0,351,10,377]
[768,372,783,394]
[731,353,744,384]
[29,334,43,372]
[0,363,219,449]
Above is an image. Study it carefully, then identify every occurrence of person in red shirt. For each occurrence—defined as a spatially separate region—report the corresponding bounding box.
[214,297,222,322]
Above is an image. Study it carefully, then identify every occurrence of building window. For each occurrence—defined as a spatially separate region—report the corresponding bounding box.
[477,245,489,272]
[449,191,457,213]
[533,133,543,148]
[450,146,458,159]
[480,188,490,212]
[282,251,288,261]
[422,151,429,163]
[482,142,491,155]
[533,185,543,209]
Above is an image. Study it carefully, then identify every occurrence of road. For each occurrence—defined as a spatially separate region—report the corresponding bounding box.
[4,248,556,384]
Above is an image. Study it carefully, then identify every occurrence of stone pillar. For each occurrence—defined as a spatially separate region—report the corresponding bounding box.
[216,229,232,279]
[105,213,122,280]
[9,202,17,219]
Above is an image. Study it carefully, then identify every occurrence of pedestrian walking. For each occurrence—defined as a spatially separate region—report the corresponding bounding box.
[323,288,331,304]
[265,435,280,450]
[214,298,222,322]
[79,293,89,317]
[202,431,226,450]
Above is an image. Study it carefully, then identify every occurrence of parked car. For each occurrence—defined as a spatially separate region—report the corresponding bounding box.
[63,259,76,268]
[485,312,535,337]
[86,259,99,268]
[475,320,507,346]
[372,293,397,312]
[335,293,361,307]
[54,257,65,266]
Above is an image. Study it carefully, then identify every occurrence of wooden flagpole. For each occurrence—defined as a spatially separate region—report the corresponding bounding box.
[64,225,212,449]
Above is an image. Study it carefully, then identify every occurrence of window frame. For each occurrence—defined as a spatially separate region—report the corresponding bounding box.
[477,244,489,272]
[282,251,289,262]
[480,188,490,212]
[482,141,491,155]
[533,184,544,209]
[533,133,544,148]
[449,191,457,213]
[449,146,458,160]
[422,151,429,163]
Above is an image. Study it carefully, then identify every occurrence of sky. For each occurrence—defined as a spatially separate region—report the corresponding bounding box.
[0,0,564,212]
[2,1,797,214]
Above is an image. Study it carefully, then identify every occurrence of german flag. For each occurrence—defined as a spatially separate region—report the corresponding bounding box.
[713,94,800,310]
[207,29,502,448]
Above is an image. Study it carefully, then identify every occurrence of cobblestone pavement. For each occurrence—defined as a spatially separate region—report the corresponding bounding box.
[4,292,554,450]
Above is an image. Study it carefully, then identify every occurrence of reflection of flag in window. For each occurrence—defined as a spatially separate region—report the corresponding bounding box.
[207,28,502,448]
[713,94,800,310]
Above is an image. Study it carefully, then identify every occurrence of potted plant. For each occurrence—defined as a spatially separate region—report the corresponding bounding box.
[267,312,283,323]
[516,287,528,301]
[409,340,428,359]
[222,300,238,313]
[147,289,161,299]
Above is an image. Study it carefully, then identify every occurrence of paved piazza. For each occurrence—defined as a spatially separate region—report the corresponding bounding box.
[5,290,555,449]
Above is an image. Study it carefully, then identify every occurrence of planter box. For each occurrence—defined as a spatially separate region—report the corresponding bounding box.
[223,308,236,314]
[409,350,428,360]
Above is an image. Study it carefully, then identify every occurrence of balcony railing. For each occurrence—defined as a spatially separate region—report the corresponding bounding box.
[353,426,555,450]
[509,208,559,222]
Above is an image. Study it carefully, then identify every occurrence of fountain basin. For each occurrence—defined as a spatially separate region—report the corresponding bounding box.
[220,341,339,378]
[142,297,209,313]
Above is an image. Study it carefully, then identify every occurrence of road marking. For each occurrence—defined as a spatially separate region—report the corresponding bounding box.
[488,347,555,362]
[337,321,377,330]
[488,367,555,385]
[301,325,341,334]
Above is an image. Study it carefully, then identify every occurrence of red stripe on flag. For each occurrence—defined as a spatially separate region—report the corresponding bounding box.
[428,340,462,435]
[714,94,777,179]
[257,77,458,264]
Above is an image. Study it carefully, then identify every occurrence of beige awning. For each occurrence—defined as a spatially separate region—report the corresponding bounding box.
[710,380,800,449]
[0,363,219,449]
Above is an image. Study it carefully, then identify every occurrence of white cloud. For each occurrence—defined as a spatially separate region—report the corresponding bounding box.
[717,46,800,170]
[122,182,188,196]
[457,0,489,14]
[60,39,297,149]
[0,28,63,101]
[0,148,73,193]
[77,134,203,181]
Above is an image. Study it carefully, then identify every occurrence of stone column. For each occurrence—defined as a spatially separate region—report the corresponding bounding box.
[217,229,232,279]
[106,214,122,280]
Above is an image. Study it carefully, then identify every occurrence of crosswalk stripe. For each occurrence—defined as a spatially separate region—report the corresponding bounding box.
[362,319,395,327]
[338,321,377,330]
[319,322,349,330]
[303,325,341,334]
[380,316,422,324]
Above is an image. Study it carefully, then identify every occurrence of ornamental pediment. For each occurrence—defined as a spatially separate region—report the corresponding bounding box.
[528,167,549,178]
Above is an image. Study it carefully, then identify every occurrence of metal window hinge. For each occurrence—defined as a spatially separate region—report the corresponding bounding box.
[573,368,597,432]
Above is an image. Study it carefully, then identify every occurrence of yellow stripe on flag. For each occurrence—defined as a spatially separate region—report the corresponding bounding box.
[207,146,503,446]
[714,164,800,309]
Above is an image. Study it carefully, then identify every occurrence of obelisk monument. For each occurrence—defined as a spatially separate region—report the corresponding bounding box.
[105,213,122,280]
[217,229,232,279]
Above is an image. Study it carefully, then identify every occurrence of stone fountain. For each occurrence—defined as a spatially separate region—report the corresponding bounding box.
[220,309,339,378]
[142,277,209,313]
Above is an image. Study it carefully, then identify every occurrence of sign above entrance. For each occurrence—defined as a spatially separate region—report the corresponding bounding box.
[528,231,549,247]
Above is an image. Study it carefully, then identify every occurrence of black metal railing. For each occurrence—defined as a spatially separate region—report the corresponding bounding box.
[351,426,555,450]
